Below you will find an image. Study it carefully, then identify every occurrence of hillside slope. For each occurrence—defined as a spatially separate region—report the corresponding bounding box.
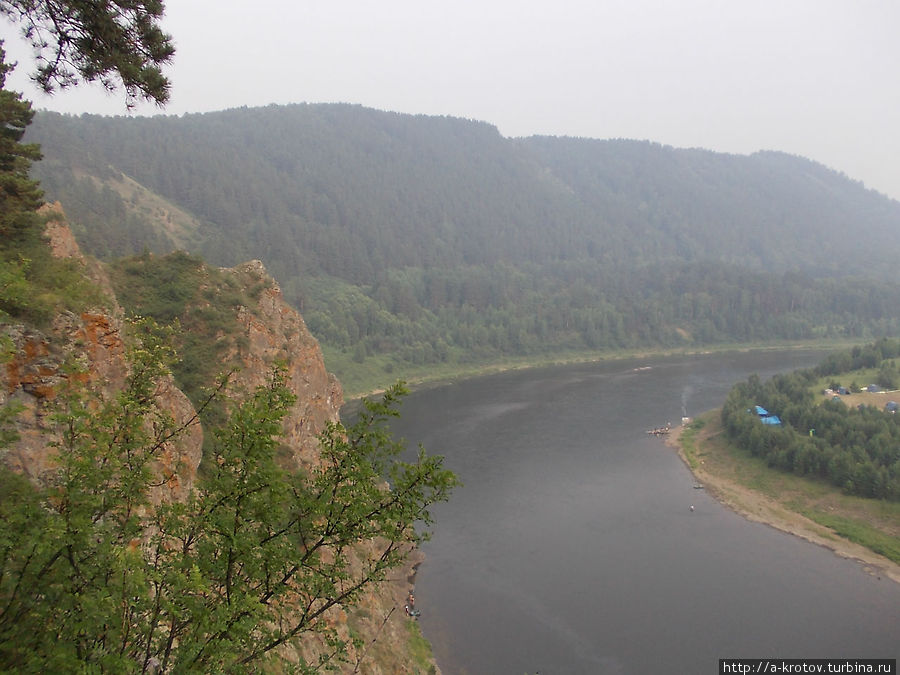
[25,104,900,386]
[29,105,900,277]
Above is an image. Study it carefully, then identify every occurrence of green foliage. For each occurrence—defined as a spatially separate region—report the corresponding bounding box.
[107,251,255,406]
[876,359,899,390]
[0,318,183,672]
[0,46,42,242]
[26,168,189,259]
[0,337,21,450]
[0,1,174,107]
[0,324,457,672]
[815,338,900,377]
[25,105,900,384]
[0,228,107,326]
[797,510,900,565]
[721,339,900,500]
[404,620,437,673]
[0,257,30,318]
[0,50,106,326]
[110,250,206,322]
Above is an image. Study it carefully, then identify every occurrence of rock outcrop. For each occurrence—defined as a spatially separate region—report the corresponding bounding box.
[2,210,202,500]
[1,211,436,674]
[218,261,433,674]
[224,260,343,467]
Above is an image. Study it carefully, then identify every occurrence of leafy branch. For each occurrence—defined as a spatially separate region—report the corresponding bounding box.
[0,326,456,672]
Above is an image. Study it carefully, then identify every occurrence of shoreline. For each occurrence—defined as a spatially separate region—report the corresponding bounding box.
[665,416,900,586]
[341,340,850,403]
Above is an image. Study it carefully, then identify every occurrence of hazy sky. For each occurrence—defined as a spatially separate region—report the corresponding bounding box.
[3,0,899,201]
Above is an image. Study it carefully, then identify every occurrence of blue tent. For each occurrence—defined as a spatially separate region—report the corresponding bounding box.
[760,415,782,426]
[754,406,769,416]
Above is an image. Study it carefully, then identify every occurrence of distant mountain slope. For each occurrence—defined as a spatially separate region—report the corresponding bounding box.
[24,104,900,386]
[28,104,900,279]
[29,105,585,280]
[519,137,900,275]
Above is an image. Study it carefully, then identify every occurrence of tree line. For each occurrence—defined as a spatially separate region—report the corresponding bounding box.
[721,338,900,501]
[25,105,900,381]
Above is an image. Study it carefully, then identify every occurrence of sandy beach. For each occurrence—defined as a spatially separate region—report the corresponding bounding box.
[665,418,900,586]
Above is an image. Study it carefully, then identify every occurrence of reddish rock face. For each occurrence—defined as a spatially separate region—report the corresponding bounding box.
[226,261,343,468]
[2,219,343,496]
[42,203,84,261]
[1,214,430,673]
[2,216,203,500]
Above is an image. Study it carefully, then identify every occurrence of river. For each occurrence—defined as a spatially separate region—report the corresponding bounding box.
[386,350,900,674]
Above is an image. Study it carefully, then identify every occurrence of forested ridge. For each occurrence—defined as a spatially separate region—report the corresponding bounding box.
[25,104,900,384]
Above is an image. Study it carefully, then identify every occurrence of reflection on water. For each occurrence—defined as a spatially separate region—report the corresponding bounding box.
[387,351,900,674]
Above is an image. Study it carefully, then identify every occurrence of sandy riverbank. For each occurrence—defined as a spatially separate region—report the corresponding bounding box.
[665,418,900,586]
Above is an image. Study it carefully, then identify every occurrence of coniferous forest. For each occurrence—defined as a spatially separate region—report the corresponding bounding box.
[25,104,900,385]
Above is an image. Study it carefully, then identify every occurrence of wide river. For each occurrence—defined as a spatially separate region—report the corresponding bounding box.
[385,351,900,674]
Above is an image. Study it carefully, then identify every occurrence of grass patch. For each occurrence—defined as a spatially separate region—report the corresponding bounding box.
[405,620,438,675]
[1,224,109,327]
[684,411,900,567]
[679,417,705,470]
[107,250,266,406]
[798,511,900,563]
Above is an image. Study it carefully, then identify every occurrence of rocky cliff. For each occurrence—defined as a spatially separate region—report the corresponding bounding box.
[223,259,343,468]
[2,204,202,502]
[1,208,437,674]
[209,260,433,674]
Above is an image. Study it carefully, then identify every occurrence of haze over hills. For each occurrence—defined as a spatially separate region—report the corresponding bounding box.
[25,104,900,388]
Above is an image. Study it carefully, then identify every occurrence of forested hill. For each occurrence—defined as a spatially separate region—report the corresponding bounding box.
[24,104,900,388]
[518,137,900,276]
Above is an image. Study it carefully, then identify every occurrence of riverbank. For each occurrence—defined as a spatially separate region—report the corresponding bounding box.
[336,339,859,402]
[667,411,900,585]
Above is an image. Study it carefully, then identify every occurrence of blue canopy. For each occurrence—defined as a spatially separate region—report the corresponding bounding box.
[754,406,769,416]
[760,415,782,426]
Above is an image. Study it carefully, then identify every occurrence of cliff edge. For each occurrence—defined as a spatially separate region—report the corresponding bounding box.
[1,207,437,674]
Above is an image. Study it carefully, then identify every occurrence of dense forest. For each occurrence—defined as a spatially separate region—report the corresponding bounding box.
[25,104,900,383]
[721,339,900,501]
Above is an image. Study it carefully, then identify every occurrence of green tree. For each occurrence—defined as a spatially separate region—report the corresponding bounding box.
[0,0,174,106]
[721,342,900,501]
[0,44,43,242]
[0,322,457,672]
[0,255,30,317]
[876,359,899,390]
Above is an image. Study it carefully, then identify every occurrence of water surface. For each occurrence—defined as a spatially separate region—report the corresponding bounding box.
[388,351,900,674]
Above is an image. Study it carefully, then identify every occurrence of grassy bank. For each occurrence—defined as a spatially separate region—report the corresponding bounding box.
[675,411,900,575]
[328,338,856,401]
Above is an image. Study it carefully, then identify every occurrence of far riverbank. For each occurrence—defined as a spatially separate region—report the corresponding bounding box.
[667,412,900,585]
[336,339,862,402]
